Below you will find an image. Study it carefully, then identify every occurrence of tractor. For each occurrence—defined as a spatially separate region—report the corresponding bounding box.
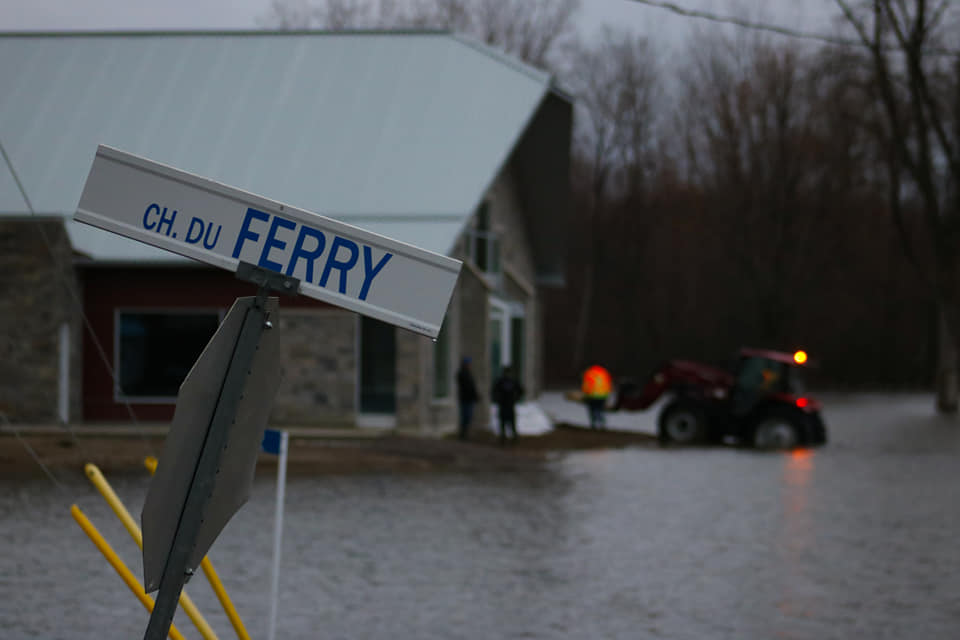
[613,348,827,449]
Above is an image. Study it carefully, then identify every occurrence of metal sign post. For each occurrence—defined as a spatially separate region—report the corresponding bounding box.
[143,266,296,640]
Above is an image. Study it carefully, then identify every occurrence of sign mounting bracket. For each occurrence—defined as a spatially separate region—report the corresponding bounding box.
[236,261,300,297]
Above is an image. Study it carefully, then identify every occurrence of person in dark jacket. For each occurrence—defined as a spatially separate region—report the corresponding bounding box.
[491,365,524,445]
[456,357,479,440]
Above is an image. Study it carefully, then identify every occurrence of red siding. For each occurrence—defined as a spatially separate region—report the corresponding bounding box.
[81,266,328,421]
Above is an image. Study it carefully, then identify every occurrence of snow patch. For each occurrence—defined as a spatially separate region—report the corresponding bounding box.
[487,401,555,436]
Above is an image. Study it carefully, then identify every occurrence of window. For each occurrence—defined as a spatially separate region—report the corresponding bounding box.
[360,316,396,413]
[117,311,220,400]
[433,321,451,399]
[469,201,501,278]
[735,357,788,393]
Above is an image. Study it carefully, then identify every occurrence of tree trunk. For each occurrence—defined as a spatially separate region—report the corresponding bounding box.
[571,258,594,374]
[936,308,959,413]
[571,169,605,375]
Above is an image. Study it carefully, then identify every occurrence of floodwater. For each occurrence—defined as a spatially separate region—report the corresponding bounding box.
[3,393,960,639]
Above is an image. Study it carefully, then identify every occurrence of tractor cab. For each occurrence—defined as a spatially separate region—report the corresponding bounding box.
[729,349,809,413]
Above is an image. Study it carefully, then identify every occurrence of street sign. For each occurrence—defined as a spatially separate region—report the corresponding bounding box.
[141,296,283,594]
[75,145,462,338]
[72,146,463,640]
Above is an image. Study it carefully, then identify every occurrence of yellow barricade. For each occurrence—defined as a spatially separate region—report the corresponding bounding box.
[70,504,187,640]
[84,463,219,640]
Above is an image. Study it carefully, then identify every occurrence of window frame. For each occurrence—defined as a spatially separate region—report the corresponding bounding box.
[468,200,502,285]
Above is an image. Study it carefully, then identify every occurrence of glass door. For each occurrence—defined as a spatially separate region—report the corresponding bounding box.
[360,316,396,414]
[489,298,525,389]
[489,308,504,389]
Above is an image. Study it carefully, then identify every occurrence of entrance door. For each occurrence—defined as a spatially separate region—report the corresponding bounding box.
[489,307,505,388]
[359,316,396,420]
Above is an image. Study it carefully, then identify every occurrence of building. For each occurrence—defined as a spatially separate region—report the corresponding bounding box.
[0,30,571,431]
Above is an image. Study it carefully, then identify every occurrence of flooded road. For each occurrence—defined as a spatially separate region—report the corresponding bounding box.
[3,393,960,639]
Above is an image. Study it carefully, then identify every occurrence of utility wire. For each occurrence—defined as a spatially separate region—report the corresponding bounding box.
[1,412,70,496]
[625,0,960,56]
[0,139,153,457]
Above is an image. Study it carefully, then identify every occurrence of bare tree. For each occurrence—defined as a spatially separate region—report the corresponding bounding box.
[835,0,960,411]
[258,0,581,70]
[677,34,863,348]
[567,28,661,371]
[258,0,317,29]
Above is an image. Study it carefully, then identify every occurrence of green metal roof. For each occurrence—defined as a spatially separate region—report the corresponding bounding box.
[0,30,557,261]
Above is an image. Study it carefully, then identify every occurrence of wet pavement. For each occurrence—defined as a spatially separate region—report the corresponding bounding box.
[2,393,959,639]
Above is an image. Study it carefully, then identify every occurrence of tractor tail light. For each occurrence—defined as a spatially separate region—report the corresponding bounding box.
[796,397,809,409]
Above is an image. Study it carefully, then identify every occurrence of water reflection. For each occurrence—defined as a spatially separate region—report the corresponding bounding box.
[776,449,815,628]
[782,448,813,541]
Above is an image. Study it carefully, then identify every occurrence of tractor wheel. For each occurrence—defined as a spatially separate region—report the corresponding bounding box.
[657,401,707,445]
[752,412,801,450]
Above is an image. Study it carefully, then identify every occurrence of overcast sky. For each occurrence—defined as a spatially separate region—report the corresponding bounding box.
[1,0,841,45]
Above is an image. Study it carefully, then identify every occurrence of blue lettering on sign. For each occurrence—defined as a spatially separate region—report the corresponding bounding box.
[203,225,222,249]
[141,203,175,235]
[185,217,205,244]
[232,207,270,258]
[230,207,393,301]
[144,204,220,247]
[143,204,160,230]
[318,236,359,294]
[157,206,176,237]
[285,226,326,280]
[359,246,392,300]
[184,216,222,249]
[259,216,297,272]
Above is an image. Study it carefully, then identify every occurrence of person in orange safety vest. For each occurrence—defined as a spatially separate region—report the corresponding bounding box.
[581,365,612,429]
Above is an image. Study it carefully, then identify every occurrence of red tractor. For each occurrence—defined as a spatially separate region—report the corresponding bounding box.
[613,348,827,449]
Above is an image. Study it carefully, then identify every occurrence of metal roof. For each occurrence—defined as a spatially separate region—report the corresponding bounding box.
[0,30,556,262]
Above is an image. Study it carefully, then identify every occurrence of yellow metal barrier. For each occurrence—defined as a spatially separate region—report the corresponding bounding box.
[145,456,252,640]
[70,504,187,640]
[84,464,219,640]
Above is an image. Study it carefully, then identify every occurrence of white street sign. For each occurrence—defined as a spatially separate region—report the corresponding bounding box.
[75,145,462,337]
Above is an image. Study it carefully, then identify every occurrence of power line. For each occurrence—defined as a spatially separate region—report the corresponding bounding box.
[1,412,70,495]
[627,0,861,47]
[625,0,960,56]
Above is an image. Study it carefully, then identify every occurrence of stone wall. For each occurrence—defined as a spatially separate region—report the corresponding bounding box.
[485,163,541,396]
[0,219,82,423]
[425,287,459,434]
[271,308,356,426]
[395,328,425,430]
[503,162,543,396]
[488,164,538,288]
[458,266,491,429]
